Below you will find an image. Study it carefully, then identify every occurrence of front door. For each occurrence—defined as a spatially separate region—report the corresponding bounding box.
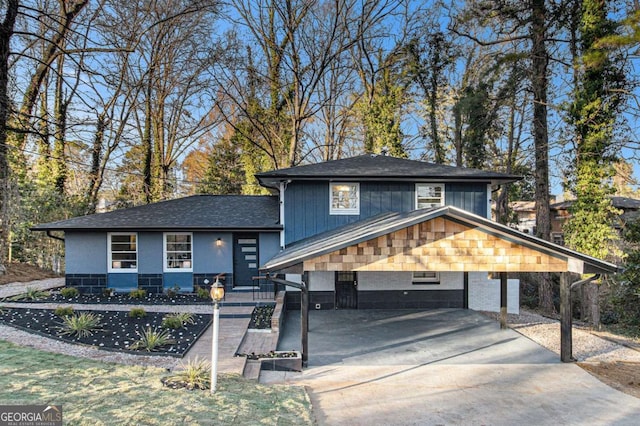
[335,271,357,309]
[233,233,259,287]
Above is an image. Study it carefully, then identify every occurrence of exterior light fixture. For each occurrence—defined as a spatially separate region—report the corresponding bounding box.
[208,277,225,393]
[216,238,222,247]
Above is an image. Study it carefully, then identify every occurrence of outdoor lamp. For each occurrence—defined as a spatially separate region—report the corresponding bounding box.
[210,278,225,302]
[216,238,222,247]
[209,277,225,394]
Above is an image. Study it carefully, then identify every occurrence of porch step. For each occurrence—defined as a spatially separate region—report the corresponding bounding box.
[219,305,255,318]
[229,286,255,293]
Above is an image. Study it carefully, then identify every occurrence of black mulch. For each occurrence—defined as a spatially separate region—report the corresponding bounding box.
[248,304,275,329]
[2,291,213,305]
[0,308,212,357]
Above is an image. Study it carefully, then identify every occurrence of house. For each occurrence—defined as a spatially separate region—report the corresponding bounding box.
[33,155,618,316]
[511,196,640,246]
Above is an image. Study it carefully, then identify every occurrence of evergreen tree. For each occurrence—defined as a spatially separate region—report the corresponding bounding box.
[564,0,626,261]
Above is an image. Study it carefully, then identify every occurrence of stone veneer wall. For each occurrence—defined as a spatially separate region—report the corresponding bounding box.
[66,274,107,294]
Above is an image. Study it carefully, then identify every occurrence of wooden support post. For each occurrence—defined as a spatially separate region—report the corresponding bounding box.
[301,271,309,367]
[463,272,469,309]
[560,272,574,362]
[500,272,507,329]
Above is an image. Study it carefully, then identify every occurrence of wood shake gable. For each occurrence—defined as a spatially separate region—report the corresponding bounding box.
[263,206,618,275]
[303,217,568,272]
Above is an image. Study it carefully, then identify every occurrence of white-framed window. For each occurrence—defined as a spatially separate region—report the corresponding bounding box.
[416,183,444,209]
[330,182,360,215]
[164,232,193,272]
[412,271,440,284]
[108,232,138,272]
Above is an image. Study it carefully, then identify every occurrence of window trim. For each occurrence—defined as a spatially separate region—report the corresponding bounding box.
[108,232,138,273]
[412,271,440,285]
[415,183,445,210]
[329,182,360,215]
[163,232,193,272]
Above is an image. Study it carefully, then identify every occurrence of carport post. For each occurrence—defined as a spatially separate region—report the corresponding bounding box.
[560,272,573,362]
[500,272,507,329]
[301,273,309,367]
[561,273,601,362]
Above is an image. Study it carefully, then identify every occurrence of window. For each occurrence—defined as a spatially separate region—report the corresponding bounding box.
[108,233,137,272]
[552,233,565,246]
[412,271,440,284]
[330,182,360,215]
[416,184,444,209]
[164,233,193,271]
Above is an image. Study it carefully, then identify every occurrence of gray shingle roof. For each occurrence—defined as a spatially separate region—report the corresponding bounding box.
[256,154,521,187]
[262,205,618,275]
[32,195,281,231]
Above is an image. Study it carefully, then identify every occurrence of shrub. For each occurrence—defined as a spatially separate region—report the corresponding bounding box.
[129,327,176,351]
[162,357,211,390]
[102,288,114,297]
[162,312,195,329]
[195,286,210,300]
[128,289,147,299]
[59,287,79,298]
[166,285,181,298]
[128,307,147,319]
[54,306,74,317]
[58,312,102,338]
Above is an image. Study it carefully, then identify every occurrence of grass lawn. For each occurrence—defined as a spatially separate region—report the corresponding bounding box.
[0,340,313,425]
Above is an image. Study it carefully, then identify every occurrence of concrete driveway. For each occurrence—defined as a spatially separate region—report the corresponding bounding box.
[262,309,640,425]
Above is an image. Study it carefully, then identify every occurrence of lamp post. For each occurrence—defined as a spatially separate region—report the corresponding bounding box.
[207,278,225,393]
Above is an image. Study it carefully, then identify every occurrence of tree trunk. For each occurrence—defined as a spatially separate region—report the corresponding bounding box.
[530,0,554,313]
[85,113,106,214]
[0,0,19,266]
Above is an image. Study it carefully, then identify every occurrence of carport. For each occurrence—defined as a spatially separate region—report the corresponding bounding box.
[263,206,619,366]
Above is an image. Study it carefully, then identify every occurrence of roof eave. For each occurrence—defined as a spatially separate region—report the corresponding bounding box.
[32,225,283,232]
[257,175,521,189]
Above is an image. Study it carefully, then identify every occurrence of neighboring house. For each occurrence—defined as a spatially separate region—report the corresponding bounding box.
[511,196,640,246]
[33,155,618,314]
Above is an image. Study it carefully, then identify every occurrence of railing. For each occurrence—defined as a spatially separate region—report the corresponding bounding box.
[252,275,278,300]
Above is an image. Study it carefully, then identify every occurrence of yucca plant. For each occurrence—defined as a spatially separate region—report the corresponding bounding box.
[129,327,175,352]
[10,287,50,301]
[162,312,195,329]
[58,312,102,338]
[162,357,211,390]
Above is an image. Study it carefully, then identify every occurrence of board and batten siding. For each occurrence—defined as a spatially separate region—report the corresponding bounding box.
[284,181,489,244]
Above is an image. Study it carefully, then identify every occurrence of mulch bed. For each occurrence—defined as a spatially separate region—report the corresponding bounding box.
[0,308,211,357]
[3,291,213,305]
[247,304,275,329]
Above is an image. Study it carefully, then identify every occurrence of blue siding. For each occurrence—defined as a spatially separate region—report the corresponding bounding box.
[259,232,281,265]
[163,272,193,292]
[445,183,487,216]
[285,181,489,244]
[65,232,106,274]
[194,232,233,274]
[138,232,162,274]
[108,273,138,292]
